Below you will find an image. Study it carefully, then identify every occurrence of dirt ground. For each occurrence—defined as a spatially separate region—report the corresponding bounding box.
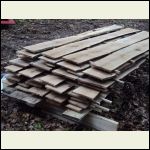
[1,19,149,131]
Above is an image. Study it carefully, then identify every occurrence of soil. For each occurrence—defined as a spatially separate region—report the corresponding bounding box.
[1,19,149,131]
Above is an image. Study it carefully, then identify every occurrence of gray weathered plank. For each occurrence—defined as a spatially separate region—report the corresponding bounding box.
[63,31,149,64]
[42,28,139,59]
[92,39,149,72]
[24,25,123,53]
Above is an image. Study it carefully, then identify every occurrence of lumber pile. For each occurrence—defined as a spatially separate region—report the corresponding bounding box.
[2,24,149,130]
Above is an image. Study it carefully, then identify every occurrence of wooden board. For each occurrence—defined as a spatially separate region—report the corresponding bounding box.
[45,92,68,104]
[63,109,90,120]
[17,50,40,59]
[52,68,78,81]
[9,90,41,107]
[68,99,89,109]
[25,80,43,88]
[57,61,90,72]
[42,28,139,59]
[9,58,30,67]
[67,70,84,77]
[40,74,65,86]
[28,87,49,97]
[72,86,100,100]
[83,68,116,81]
[78,77,114,89]
[19,67,43,78]
[5,65,23,73]
[30,60,52,71]
[66,104,82,112]
[63,31,149,64]
[92,39,149,72]
[23,25,123,53]
[70,96,90,104]
[15,85,30,93]
[6,74,21,82]
[39,56,62,64]
[18,82,30,88]
[45,83,73,94]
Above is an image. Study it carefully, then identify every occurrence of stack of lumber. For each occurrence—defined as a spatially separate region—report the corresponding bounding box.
[2,24,149,130]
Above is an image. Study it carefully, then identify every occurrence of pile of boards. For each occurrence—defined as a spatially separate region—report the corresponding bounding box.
[2,24,149,130]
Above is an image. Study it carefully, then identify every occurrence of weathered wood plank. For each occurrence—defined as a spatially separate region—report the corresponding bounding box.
[52,68,78,81]
[63,31,149,64]
[30,60,52,71]
[17,50,40,59]
[39,56,62,64]
[9,58,30,67]
[40,74,65,86]
[57,61,90,72]
[28,87,49,97]
[72,86,100,100]
[83,68,116,81]
[68,99,89,109]
[63,109,90,120]
[45,92,68,104]
[92,39,149,72]
[5,65,23,73]
[19,67,43,78]
[45,83,73,94]
[66,104,83,112]
[24,25,123,53]
[42,28,139,59]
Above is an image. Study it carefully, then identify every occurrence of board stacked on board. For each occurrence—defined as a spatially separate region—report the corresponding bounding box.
[2,24,149,131]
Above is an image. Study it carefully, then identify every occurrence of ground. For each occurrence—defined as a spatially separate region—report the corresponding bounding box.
[1,19,149,131]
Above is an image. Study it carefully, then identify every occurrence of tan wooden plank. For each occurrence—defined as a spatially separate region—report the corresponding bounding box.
[24,25,123,53]
[57,61,90,72]
[17,50,40,59]
[39,56,62,64]
[30,60,52,71]
[15,85,30,93]
[83,68,116,81]
[63,109,90,120]
[45,83,73,94]
[78,77,114,89]
[19,67,43,78]
[68,99,89,109]
[9,58,30,67]
[52,68,78,81]
[28,87,49,97]
[5,65,23,73]
[42,28,138,59]
[66,104,82,112]
[92,39,149,72]
[45,92,68,104]
[72,86,100,100]
[40,74,65,86]
[64,31,149,64]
